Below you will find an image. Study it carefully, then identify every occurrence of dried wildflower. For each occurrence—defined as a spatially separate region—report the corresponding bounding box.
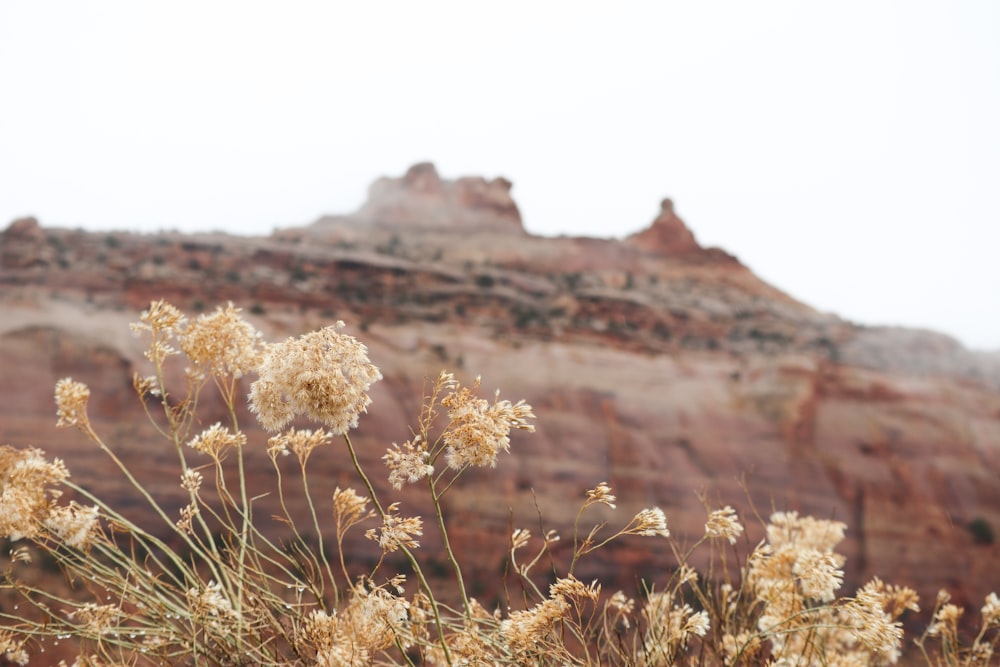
[860,577,920,619]
[609,590,634,614]
[675,564,699,587]
[383,438,433,490]
[647,595,710,638]
[4,650,28,666]
[626,507,670,538]
[706,505,743,544]
[132,373,161,398]
[186,580,235,622]
[44,502,99,549]
[405,591,433,647]
[55,378,91,429]
[721,631,761,663]
[333,486,372,536]
[265,436,289,460]
[386,573,407,596]
[69,603,119,636]
[132,299,185,334]
[250,380,296,433]
[973,643,996,665]
[301,609,366,666]
[303,585,411,662]
[792,548,844,602]
[267,428,333,465]
[0,446,70,541]
[982,592,1000,626]
[249,323,382,433]
[179,302,263,378]
[299,608,338,651]
[847,582,906,658]
[749,511,848,608]
[686,609,711,637]
[130,300,186,364]
[747,509,862,660]
[9,545,31,563]
[502,596,570,657]
[440,378,535,470]
[643,591,710,666]
[180,468,203,493]
[0,630,28,666]
[511,528,531,551]
[186,423,246,457]
[185,366,207,386]
[365,503,422,552]
[608,591,635,628]
[550,574,601,603]
[585,481,617,509]
[928,602,964,636]
[176,504,199,534]
[767,510,846,553]
[315,641,369,666]
[343,585,411,653]
[427,609,497,665]
[314,645,368,667]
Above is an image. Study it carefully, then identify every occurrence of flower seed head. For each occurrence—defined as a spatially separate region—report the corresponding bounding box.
[55,378,91,429]
[629,507,670,538]
[249,323,382,433]
[705,505,744,544]
[441,379,535,470]
[179,302,264,379]
[586,482,617,509]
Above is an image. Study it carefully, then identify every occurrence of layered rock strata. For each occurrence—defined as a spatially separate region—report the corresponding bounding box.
[1,164,998,618]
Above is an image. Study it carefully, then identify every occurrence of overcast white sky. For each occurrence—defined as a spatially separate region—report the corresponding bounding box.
[1,2,998,349]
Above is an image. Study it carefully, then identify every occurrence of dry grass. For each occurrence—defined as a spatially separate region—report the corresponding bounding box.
[1,300,998,666]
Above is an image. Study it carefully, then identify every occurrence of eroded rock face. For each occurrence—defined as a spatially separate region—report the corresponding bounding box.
[1,165,999,620]
[1,217,53,269]
[627,198,702,256]
[356,162,524,233]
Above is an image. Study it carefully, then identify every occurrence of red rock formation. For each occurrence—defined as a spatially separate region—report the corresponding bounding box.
[0,216,53,269]
[627,198,701,256]
[355,162,524,233]
[626,198,739,265]
[2,165,999,625]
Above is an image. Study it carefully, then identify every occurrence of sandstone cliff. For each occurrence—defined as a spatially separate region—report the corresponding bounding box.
[1,164,998,620]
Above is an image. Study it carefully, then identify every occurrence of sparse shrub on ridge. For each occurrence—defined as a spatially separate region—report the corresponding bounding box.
[968,517,995,546]
[0,300,998,665]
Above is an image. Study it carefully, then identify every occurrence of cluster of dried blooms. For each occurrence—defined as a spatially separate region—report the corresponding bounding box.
[0,445,74,542]
[249,322,382,433]
[1,300,998,666]
[439,374,536,470]
[736,511,916,664]
[179,301,264,379]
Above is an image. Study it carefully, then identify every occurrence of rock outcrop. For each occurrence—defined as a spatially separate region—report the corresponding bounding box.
[627,198,702,256]
[0,216,52,269]
[1,164,999,623]
[349,161,524,233]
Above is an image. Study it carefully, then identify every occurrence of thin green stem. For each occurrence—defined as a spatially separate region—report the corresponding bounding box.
[233,438,251,655]
[428,475,472,619]
[300,462,340,603]
[341,432,454,667]
[74,423,225,587]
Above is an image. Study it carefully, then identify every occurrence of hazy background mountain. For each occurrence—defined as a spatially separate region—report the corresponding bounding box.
[2,163,998,619]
